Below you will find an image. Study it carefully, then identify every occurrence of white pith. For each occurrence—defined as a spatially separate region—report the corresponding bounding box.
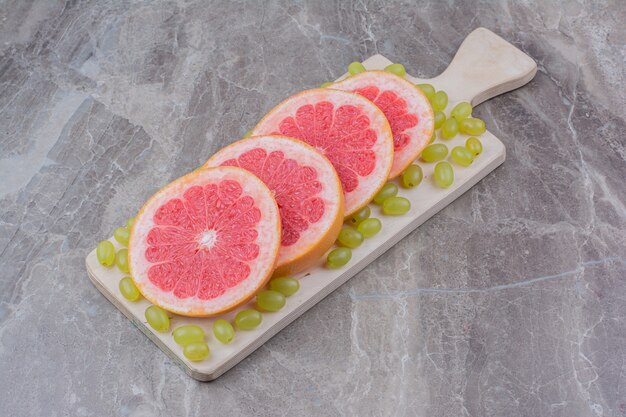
[198,230,217,249]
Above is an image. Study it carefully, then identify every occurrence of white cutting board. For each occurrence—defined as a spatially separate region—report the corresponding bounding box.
[86,28,536,381]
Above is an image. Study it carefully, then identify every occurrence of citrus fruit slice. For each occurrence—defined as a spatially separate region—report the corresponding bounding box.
[252,89,394,216]
[332,71,434,178]
[128,167,281,317]
[205,135,344,276]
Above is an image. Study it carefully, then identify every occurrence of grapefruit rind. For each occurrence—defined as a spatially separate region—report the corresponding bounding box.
[251,88,394,216]
[331,71,435,178]
[128,167,281,317]
[204,135,344,276]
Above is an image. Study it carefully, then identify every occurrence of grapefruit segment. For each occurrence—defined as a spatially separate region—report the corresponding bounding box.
[332,71,434,178]
[252,89,393,216]
[205,135,344,276]
[129,167,281,317]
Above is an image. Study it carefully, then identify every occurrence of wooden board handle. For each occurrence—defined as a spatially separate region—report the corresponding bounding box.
[427,28,537,106]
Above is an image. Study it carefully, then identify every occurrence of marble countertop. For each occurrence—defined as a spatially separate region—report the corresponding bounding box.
[1,1,624,416]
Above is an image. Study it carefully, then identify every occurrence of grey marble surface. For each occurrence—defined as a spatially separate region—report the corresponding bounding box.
[1,1,625,416]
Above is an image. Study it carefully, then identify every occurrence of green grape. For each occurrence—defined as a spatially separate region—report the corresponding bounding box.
[348,61,366,75]
[96,240,115,267]
[421,144,448,162]
[115,248,130,273]
[450,102,472,122]
[213,319,235,344]
[235,309,262,330]
[382,196,411,215]
[183,342,209,362]
[434,162,454,188]
[326,247,352,268]
[441,118,459,139]
[459,117,486,135]
[466,137,483,155]
[451,146,474,167]
[432,91,448,111]
[269,277,300,296]
[428,132,436,144]
[373,182,398,204]
[113,227,130,246]
[434,111,446,129]
[243,130,253,138]
[349,205,371,226]
[320,82,333,88]
[145,305,170,332]
[126,217,135,229]
[119,277,140,301]
[337,226,364,248]
[384,63,406,77]
[173,325,205,346]
[256,290,286,312]
[357,218,381,238]
[402,164,423,188]
[417,83,436,101]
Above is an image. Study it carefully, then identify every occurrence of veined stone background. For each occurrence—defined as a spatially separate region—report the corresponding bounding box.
[1,1,625,416]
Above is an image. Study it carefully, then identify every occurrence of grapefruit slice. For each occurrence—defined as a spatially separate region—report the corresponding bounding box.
[204,135,344,276]
[332,71,434,178]
[251,89,393,216]
[128,167,281,317]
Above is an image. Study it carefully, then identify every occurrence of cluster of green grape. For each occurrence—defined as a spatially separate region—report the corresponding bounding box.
[96,218,133,267]
[374,183,412,215]
[321,61,408,88]
[350,61,406,77]
[147,276,300,362]
[326,181,414,268]
[325,205,378,268]
[234,276,300,331]
[416,85,484,188]
[173,325,210,361]
[96,217,144,302]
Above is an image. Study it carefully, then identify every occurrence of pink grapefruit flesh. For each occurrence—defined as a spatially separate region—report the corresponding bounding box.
[332,71,434,178]
[205,135,344,276]
[128,167,281,317]
[252,88,394,216]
